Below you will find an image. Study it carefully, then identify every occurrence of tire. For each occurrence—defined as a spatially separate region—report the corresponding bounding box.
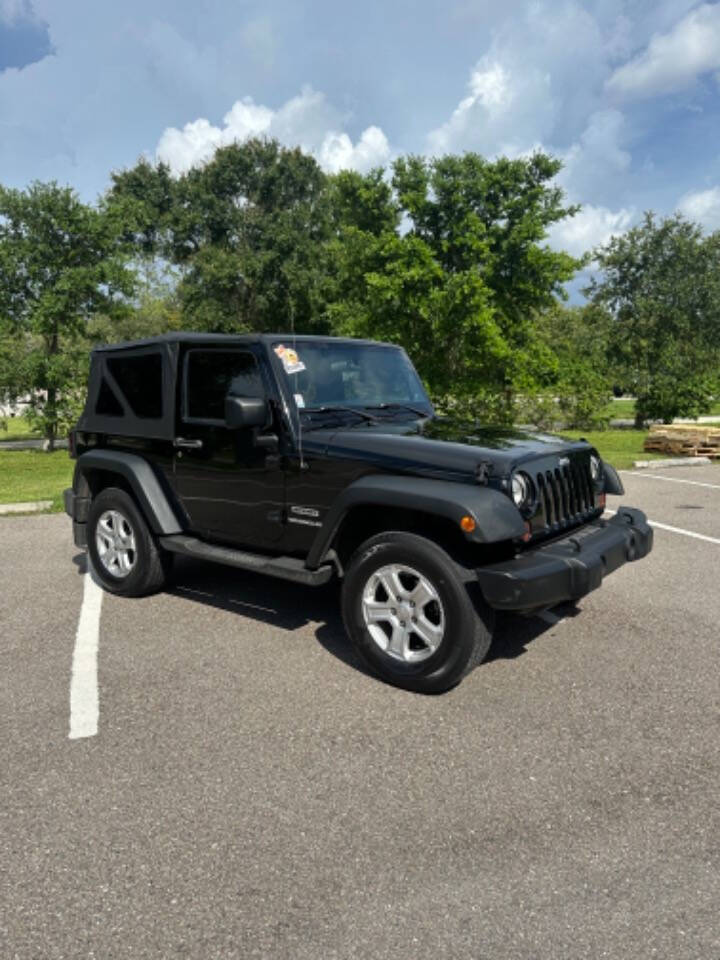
[87,486,171,597]
[341,531,494,693]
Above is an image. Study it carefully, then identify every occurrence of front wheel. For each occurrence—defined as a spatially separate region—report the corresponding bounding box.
[341,532,494,693]
[87,487,171,597]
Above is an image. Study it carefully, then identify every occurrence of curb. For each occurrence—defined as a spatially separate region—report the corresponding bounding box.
[0,439,68,450]
[0,500,54,515]
[632,457,712,470]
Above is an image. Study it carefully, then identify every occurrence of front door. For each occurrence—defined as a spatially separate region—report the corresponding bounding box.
[173,346,285,548]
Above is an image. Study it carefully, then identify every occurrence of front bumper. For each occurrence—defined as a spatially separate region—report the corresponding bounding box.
[476,507,653,612]
[63,487,89,548]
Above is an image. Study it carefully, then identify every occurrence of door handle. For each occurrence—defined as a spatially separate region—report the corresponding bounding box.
[174,437,204,449]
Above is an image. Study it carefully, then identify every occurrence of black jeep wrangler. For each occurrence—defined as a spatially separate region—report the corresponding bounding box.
[64,333,652,693]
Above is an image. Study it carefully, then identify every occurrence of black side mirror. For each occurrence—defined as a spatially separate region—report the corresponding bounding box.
[225,395,269,429]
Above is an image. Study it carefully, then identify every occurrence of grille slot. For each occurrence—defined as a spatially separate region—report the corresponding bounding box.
[536,460,595,532]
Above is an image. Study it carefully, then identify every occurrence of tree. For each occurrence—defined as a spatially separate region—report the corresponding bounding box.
[88,257,183,344]
[0,182,135,447]
[521,302,613,430]
[329,153,581,419]
[586,212,720,425]
[108,139,333,335]
[108,143,583,420]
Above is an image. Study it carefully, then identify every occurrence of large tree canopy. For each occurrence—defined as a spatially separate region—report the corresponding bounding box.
[109,142,582,419]
[0,181,135,446]
[586,212,720,424]
[1,141,599,438]
[329,153,581,414]
[109,139,333,335]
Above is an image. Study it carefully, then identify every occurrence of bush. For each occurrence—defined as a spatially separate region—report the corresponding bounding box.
[636,373,718,425]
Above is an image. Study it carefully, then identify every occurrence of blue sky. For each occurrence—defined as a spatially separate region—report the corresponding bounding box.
[3,0,720,258]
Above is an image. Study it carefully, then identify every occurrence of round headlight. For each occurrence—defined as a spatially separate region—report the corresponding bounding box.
[590,454,602,482]
[511,471,533,511]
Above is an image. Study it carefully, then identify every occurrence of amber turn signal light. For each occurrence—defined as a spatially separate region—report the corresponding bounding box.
[460,515,476,533]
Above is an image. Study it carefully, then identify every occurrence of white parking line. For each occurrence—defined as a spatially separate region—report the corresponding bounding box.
[621,472,720,491]
[69,564,104,739]
[643,520,720,545]
[605,509,720,545]
[536,610,562,626]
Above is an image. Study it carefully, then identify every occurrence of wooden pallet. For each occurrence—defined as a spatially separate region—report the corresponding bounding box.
[644,423,720,458]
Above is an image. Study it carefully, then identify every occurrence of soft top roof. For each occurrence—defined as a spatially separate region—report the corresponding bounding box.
[92,332,399,354]
[80,332,410,441]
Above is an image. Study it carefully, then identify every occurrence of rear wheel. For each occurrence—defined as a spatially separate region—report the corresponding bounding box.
[341,532,494,693]
[87,487,171,597]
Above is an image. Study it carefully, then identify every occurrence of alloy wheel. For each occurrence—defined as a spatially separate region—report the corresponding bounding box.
[361,563,445,663]
[95,509,136,578]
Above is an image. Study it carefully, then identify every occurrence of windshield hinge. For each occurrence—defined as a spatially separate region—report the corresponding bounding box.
[476,460,493,485]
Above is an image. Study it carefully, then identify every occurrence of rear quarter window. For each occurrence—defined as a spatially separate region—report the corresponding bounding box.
[95,376,124,416]
[106,353,163,419]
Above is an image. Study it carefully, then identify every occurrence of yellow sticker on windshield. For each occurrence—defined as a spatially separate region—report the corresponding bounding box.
[274,344,306,375]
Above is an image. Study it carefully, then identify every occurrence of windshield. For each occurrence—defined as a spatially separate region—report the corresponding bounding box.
[273,341,432,415]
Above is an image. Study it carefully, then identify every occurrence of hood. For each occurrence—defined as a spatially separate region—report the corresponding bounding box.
[313,415,591,481]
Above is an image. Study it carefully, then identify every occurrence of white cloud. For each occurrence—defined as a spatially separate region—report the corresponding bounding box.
[558,109,631,201]
[606,3,720,100]
[678,185,720,230]
[427,55,552,155]
[429,60,514,153]
[467,61,512,113]
[425,1,612,161]
[427,48,632,212]
[155,87,392,176]
[426,48,637,260]
[548,204,634,258]
[318,126,391,174]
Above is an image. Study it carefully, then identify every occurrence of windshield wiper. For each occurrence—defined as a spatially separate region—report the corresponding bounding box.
[301,405,380,424]
[366,403,430,419]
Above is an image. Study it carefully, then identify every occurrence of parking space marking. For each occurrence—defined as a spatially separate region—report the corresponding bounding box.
[69,565,104,739]
[605,509,720,546]
[643,519,720,545]
[536,610,562,626]
[621,472,720,491]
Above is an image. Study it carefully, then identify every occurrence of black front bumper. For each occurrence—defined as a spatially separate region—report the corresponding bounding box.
[63,487,89,548]
[476,507,653,612]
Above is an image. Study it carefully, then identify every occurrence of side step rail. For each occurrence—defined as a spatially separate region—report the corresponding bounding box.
[158,535,334,586]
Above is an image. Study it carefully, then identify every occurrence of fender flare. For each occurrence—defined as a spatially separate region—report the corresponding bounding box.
[75,449,183,535]
[603,462,624,496]
[306,474,525,568]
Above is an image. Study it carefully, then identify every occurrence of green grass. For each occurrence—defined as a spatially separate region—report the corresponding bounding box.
[0,450,73,510]
[0,415,43,442]
[606,397,636,419]
[561,429,670,470]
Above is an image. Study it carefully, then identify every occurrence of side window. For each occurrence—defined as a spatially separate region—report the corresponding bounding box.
[106,353,163,419]
[95,377,124,417]
[185,350,264,423]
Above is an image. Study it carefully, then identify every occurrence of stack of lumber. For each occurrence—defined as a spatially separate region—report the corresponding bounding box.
[643,423,720,458]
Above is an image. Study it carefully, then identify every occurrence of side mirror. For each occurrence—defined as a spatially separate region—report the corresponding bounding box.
[225,395,269,429]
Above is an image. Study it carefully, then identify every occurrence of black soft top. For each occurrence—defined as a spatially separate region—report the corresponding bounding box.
[92,332,396,353]
[78,332,401,440]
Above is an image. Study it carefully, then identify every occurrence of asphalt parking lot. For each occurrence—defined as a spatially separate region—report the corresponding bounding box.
[2,465,719,959]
